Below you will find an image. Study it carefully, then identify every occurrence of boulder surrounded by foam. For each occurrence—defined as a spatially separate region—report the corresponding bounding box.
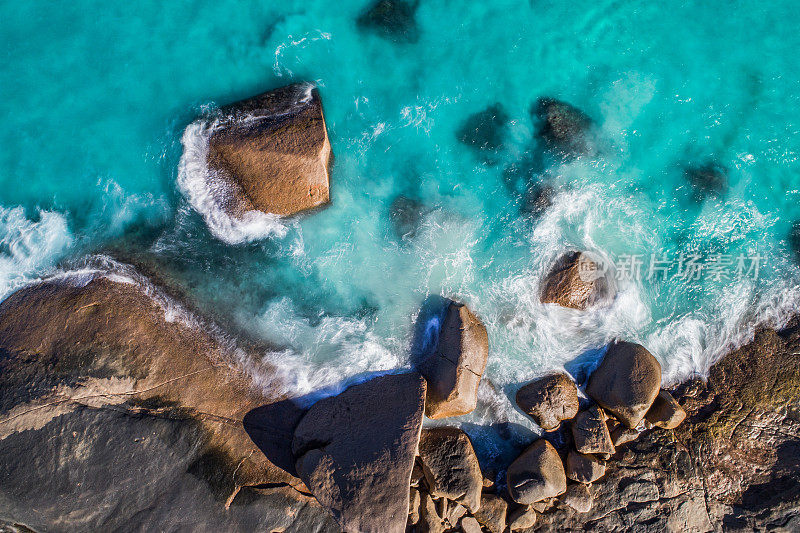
[207,83,332,218]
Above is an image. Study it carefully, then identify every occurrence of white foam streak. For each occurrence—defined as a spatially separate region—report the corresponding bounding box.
[177,120,288,244]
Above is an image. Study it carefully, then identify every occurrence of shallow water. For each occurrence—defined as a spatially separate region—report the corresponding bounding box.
[3,0,800,455]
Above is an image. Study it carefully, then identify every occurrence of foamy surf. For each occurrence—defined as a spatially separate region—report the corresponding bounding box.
[177,119,288,244]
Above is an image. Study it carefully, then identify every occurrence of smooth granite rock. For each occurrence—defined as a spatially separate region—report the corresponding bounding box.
[417,427,483,512]
[507,439,567,505]
[516,373,579,430]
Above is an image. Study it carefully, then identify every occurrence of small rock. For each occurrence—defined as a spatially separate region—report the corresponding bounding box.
[460,516,483,533]
[445,501,467,527]
[586,341,662,428]
[645,390,687,429]
[507,439,567,505]
[409,488,421,524]
[571,406,615,456]
[473,493,508,533]
[356,0,419,42]
[417,427,483,512]
[419,492,446,533]
[562,483,593,513]
[610,424,640,446]
[565,451,605,484]
[534,97,597,159]
[516,373,579,430]
[540,251,615,310]
[417,301,489,419]
[508,505,537,530]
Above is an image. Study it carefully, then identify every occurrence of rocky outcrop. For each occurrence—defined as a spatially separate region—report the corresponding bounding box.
[206,83,332,217]
[356,0,420,42]
[417,300,489,419]
[526,321,800,532]
[457,103,509,165]
[0,266,334,532]
[586,341,662,428]
[540,251,615,310]
[516,373,579,430]
[506,439,567,505]
[292,372,426,533]
[417,427,483,512]
[533,97,598,159]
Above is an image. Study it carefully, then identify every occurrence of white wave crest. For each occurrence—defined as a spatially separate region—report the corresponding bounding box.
[177,119,288,244]
[0,206,72,300]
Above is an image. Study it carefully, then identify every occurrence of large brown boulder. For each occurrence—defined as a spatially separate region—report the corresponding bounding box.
[206,83,332,217]
[540,251,614,310]
[566,451,606,484]
[506,439,567,505]
[516,373,579,430]
[418,301,489,419]
[571,406,615,456]
[417,427,483,512]
[586,341,662,428]
[0,265,335,532]
[291,372,426,533]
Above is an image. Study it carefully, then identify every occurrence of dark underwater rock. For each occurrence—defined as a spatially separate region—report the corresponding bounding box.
[684,162,727,200]
[206,83,332,217]
[356,0,420,42]
[389,195,427,239]
[457,103,509,165]
[523,183,555,216]
[534,97,597,159]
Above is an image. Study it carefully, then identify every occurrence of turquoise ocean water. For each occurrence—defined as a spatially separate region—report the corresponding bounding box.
[3,1,800,454]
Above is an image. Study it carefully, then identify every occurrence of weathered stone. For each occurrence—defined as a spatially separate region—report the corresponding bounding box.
[206,83,332,218]
[292,373,426,533]
[356,0,419,42]
[409,488,421,524]
[571,406,615,456]
[562,483,593,513]
[507,505,537,530]
[645,390,687,429]
[418,301,489,419]
[445,501,467,527]
[417,427,483,512]
[516,373,579,430]
[586,341,662,428]
[419,492,445,533]
[610,424,640,446]
[410,461,425,487]
[534,97,597,159]
[460,515,483,533]
[507,439,567,505]
[0,267,334,532]
[565,451,605,484]
[473,493,508,533]
[540,251,615,310]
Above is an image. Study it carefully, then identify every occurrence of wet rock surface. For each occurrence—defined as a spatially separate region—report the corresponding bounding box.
[540,251,615,310]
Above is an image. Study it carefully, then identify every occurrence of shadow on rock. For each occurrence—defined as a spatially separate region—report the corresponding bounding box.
[243,399,308,477]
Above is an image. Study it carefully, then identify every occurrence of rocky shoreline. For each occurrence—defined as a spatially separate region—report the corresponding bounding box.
[0,263,798,532]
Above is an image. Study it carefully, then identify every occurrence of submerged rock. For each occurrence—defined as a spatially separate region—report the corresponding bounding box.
[534,97,597,159]
[540,251,615,310]
[586,341,662,428]
[417,300,489,419]
[356,0,420,42]
[291,372,426,533]
[388,195,427,239]
[457,103,509,165]
[506,439,567,505]
[516,373,579,430]
[645,390,686,429]
[523,183,556,216]
[684,162,727,199]
[417,427,483,512]
[206,83,332,218]
[0,267,334,531]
